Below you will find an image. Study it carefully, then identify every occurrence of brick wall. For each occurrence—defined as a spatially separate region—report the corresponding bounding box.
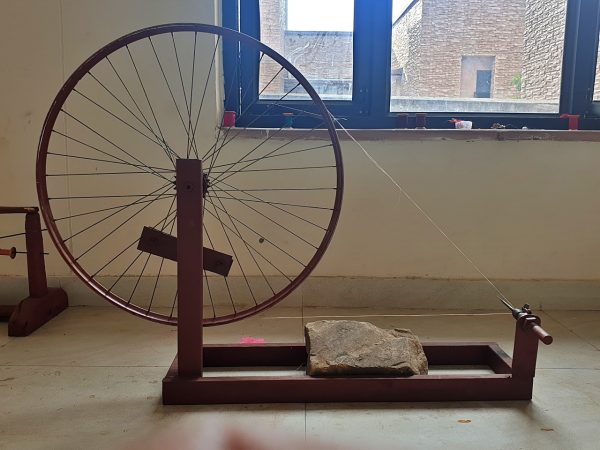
[393,0,525,99]
[284,32,353,81]
[259,0,286,95]
[392,1,423,96]
[521,0,567,101]
[259,0,353,97]
[260,0,570,104]
[596,46,600,100]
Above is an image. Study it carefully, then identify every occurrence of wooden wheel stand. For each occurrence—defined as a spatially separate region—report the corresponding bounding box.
[163,160,553,404]
[0,207,68,336]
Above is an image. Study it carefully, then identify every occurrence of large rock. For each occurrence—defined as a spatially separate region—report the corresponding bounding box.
[305,320,428,376]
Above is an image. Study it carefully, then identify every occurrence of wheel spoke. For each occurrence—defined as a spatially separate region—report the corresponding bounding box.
[50,131,173,177]
[210,194,275,297]
[125,45,178,164]
[87,71,170,148]
[190,34,222,160]
[206,193,310,264]
[74,183,173,259]
[209,196,333,211]
[72,88,172,154]
[148,36,199,158]
[204,224,237,314]
[209,189,320,249]
[209,143,333,170]
[170,33,195,160]
[205,194,257,305]
[186,32,198,159]
[94,208,177,278]
[209,122,328,186]
[60,110,172,182]
[105,55,177,163]
[213,179,328,230]
[54,196,174,222]
[204,201,296,278]
[201,81,303,163]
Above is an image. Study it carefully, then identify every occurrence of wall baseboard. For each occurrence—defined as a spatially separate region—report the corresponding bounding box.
[1,275,598,311]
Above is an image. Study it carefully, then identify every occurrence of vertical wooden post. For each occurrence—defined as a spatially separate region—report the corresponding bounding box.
[25,211,48,298]
[511,315,541,380]
[509,315,543,399]
[176,159,204,376]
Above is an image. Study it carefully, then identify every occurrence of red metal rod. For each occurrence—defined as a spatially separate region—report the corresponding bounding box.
[0,247,17,259]
[0,206,38,215]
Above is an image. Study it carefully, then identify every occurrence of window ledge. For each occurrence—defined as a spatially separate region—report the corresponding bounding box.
[227,128,600,142]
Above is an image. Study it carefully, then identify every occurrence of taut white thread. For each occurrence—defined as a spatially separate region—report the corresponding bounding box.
[333,118,513,309]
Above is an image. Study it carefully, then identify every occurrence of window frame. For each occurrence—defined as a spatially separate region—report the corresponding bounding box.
[223,0,600,130]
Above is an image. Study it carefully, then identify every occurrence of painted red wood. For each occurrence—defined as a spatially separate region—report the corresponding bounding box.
[176,159,205,376]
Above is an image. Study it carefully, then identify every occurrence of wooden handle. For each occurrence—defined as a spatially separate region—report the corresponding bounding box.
[529,323,553,345]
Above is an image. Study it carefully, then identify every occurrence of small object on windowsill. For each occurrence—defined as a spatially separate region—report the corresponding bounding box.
[283,112,294,128]
[449,118,472,129]
[415,113,427,129]
[223,110,236,127]
[560,113,580,130]
[492,123,518,129]
[397,113,409,129]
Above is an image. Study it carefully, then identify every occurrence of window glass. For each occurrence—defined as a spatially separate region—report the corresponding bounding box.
[259,0,354,100]
[594,39,600,101]
[390,0,567,113]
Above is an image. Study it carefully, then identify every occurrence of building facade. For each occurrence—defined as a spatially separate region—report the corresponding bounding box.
[259,0,587,108]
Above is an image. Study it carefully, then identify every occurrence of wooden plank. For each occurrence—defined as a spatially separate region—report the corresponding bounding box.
[163,356,532,404]
[138,226,233,276]
[0,206,38,215]
[486,343,513,374]
[8,288,68,336]
[200,342,499,367]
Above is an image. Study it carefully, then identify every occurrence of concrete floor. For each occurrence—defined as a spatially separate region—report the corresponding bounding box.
[0,305,598,449]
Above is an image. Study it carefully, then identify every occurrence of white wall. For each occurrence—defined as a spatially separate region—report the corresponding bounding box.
[1,0,600,310]
[0,0,218,278]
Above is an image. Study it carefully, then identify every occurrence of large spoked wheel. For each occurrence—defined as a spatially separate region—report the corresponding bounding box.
[37,24,343,326]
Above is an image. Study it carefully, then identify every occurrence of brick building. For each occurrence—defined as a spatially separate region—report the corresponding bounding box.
[392,0,526,100]
[260,0,574,108]
[259,0,353,99]
[520,0,566,101]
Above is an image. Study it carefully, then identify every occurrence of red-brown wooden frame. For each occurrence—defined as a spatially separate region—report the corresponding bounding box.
[0,207,68,336]
[162,160,553,405]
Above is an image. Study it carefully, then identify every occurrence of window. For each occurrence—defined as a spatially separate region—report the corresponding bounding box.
[460,57,495,99]
[593,33,600,101]
[259,0,354,100]
[474,70,493,99]
[390,0,568,114]
[223,0,600,129]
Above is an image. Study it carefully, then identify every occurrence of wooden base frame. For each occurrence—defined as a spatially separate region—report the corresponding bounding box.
[163,160,552,405]
[0,207,68,336]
